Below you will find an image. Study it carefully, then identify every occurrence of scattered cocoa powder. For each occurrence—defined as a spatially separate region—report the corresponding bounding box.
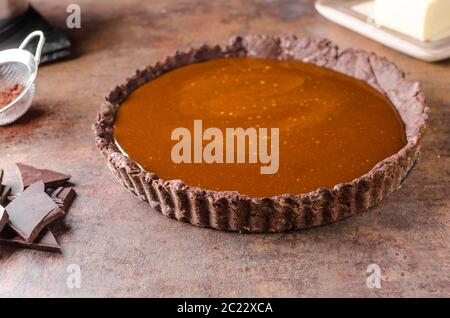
[0,84,24,108]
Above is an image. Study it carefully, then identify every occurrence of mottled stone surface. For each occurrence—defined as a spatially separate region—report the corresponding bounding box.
[0,0,448,297]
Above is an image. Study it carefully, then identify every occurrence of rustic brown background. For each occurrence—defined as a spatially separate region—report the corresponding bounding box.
[0,0,448,297]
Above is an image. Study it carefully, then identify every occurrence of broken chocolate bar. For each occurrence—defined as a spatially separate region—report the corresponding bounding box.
[0,164,75,253]
[6,181,64,242]
[0,185,11,206]
[0,225,60,253]
[0,206,8,233]
[0,169,10,206]
[50,187,76,212]
[9,186,77,211]
[17,163,71,191]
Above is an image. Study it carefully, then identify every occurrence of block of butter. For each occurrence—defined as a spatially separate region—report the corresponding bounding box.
[373,0,450,42]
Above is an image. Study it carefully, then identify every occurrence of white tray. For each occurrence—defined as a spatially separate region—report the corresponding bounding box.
[315,0,450,62]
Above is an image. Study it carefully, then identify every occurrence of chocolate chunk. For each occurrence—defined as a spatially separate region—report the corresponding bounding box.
[0,169,9,205]
[50,187,77,212]
[6,181,63,242]
[7,195,17,202]
[17,163,71,191]
[42,206,65,224]
[0,225,60,253]
[0,185,11,206]
[8,181,44,201]
[0,206,8,233]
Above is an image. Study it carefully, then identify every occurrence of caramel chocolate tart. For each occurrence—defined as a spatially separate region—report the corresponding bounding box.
[95,35,429,233]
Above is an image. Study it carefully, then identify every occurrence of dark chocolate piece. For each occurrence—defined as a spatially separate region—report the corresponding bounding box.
[0,225,60,253]
[42,207,65,224]
[7,181,44,202]
[51,187,77,212]
[17,163,71,191]
[0,185,11,206]
[0,169,8,205]
[0,206,8,233]
[6,181,62,242]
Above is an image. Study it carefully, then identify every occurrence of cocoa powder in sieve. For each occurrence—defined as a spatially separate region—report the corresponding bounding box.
[0,84,24,108]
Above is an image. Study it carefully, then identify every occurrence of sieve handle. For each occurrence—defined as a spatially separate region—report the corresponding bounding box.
[19,31,46,66]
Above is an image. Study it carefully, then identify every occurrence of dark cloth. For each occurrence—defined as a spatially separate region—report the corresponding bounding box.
[0,6,71,64]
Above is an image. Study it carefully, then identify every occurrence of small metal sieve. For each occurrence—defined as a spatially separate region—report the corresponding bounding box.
[0,30,45,126]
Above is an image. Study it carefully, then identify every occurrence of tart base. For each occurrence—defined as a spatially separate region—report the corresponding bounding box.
[95,35,429,233]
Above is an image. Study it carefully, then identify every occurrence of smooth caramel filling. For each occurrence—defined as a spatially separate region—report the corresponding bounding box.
[114,57,407,197]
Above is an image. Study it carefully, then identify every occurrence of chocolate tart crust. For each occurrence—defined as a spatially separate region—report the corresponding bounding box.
[94,35,429,233]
